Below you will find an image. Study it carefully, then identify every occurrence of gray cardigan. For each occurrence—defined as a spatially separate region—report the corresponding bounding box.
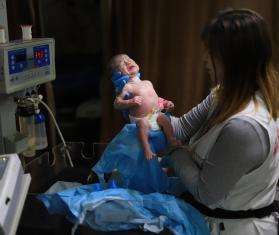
[170,93,269,206]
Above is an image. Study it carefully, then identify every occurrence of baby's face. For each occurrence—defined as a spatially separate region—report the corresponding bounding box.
[116,55,139,76]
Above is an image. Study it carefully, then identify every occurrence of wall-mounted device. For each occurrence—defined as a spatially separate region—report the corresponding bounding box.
[0,38,55,155]
[0,38,55,94]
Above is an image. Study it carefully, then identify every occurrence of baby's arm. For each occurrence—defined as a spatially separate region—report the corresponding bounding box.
[114,85,142,110]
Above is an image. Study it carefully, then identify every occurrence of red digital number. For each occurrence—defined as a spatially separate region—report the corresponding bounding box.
[35,51,44,59]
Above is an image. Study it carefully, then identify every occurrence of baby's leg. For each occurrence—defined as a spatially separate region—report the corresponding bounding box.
[157,114,181,146]
[136,118,156,160]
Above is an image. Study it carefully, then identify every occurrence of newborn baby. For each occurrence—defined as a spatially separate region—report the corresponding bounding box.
[109,54,181,159]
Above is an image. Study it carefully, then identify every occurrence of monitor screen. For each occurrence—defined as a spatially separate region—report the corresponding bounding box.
[15,53,26,63]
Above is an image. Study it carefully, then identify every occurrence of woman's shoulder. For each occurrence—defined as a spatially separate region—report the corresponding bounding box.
[223,117,269,151]
[220,117,269,160]
[224,117,265,135]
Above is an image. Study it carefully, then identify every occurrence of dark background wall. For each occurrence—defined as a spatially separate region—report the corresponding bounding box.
[39,0,103,143]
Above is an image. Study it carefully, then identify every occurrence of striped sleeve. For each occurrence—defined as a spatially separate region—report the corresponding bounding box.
[170,93,213,142]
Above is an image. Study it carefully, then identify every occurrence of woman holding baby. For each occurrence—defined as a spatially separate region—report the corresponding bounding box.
[169,9,279,235]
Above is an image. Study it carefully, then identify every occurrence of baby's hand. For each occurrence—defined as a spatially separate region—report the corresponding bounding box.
[165,100,174,111]
[131,96,143,106]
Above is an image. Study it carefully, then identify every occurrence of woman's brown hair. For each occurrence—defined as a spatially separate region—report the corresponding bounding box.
[202,9,278,125]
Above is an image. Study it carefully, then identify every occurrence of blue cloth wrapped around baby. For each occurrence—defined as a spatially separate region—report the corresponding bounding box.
[92,123,183,194]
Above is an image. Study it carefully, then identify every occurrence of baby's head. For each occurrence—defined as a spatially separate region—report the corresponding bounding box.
[108,54,139,76]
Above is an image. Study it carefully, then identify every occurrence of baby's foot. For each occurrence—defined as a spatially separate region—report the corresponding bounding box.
[144,148,156,160]
[169,137,182,147]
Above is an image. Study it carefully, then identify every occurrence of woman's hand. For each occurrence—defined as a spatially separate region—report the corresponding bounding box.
[157,144,191,158]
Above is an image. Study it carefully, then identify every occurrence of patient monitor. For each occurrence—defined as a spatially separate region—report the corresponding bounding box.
[0,38,55,154]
